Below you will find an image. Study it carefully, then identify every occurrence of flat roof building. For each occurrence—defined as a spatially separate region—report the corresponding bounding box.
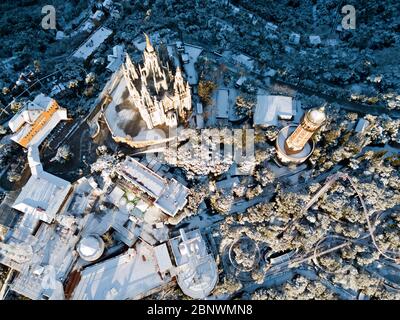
[254,95,295,127]
[289,33,300,45]
[154,243,173,274]
[196,102,203,114]
[116,157,189,217]
[12,171,72,224]
[216,89,229,119]
[73,27,113,60]
[235,76,247,88]
[355,118,370,133]
[265,22,278,32]
[71,243,173,300]
[169,229,218,299]
[231,53,254,70]
[309,35,322,45]
[2,221,80,300]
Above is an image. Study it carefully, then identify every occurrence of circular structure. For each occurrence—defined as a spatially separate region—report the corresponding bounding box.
[307,108,326,125]
[275,125,315,165]
[312,235,352,275]
[229,236,261,272]
[77,234,105,262]
[372,211,400,261]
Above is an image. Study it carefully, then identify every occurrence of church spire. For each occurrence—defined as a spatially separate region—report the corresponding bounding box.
[144,33,154,52]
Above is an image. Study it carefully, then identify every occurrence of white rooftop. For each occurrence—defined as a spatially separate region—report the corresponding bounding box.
[231,53,254,70]
[72,243,172,300]
[170,229,218,299]
[355,118,370,133]
[289,33,300,45]
[265,22,278,31]
[182,44,203,85]
[9,94,68,148]
[117,157,189,217]
[107,45,125,72]
[216,89,229,119]
[73,27,113,60]
[254,95,294,127]
[309,35,322,45]
[77,235,105,262]
[91,10,105,22]
[155,178,189,217]
[12,171,71,224]
[107,185,125,205]
[235,76,247,86]
[4,222,79,300]
[118,157,166,198]
[154,243,173,274]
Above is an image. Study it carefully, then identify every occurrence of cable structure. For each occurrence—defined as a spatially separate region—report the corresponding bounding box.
[287,171,400,271]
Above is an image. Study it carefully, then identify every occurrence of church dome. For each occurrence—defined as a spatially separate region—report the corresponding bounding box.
[77,235,105,262]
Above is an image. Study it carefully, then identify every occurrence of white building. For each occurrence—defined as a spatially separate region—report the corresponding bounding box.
[231,53,254,71]
[265,22,278,32]
[289,33,300,45]
[102,0,113,11]
[196,102,204,129]
[106,45,125,72]
[309,35,322,45]
[81,21,96,33]
[170,229,218,299]
[8,94,72,225]
[12,170,71,224]
[73,27,113,60]
[121,34,192,129]
[196,102,203,114]
[254,95,295,127]
[72,243,173,300]
[355,118,370,133]
[116,157,189,217]
[91,10,105,24]
[235,76,247,88]
[8,94,69,149]
[216,89,229,119]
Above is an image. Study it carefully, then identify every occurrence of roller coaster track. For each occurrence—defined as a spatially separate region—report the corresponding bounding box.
[346,175,400,262]
[289,171,400,267]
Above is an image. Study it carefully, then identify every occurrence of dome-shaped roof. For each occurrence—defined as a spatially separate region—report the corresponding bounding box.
[307,108,326,125]
[77,235,104,262]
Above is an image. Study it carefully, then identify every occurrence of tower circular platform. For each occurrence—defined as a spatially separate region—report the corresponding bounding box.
[275,125,315,165]
[77,234,105,262]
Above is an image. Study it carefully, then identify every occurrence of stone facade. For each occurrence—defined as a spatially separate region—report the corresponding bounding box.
[284,107,326,154]
[121,34,192,129]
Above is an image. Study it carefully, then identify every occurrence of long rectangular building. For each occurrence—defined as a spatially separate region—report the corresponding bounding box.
[71,243,173,300]
[9,94,69,148]
[12,171,72,224]
[116,157,189,217]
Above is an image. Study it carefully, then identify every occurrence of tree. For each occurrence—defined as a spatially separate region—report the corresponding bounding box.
[198,80,217,106]
[235,93,256,117]
[50,145,73,164]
